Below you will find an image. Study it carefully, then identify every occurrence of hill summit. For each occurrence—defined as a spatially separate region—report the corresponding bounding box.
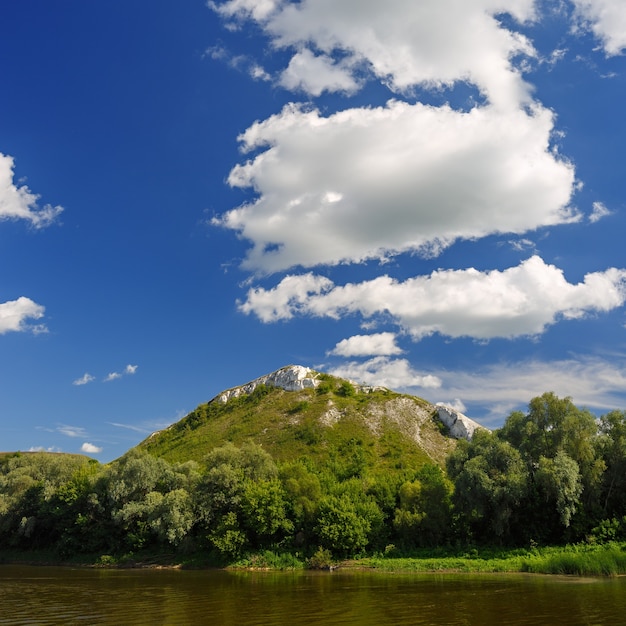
[138,365,486,468]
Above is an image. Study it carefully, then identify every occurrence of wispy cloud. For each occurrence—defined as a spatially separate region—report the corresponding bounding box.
[206,44,271,81]
[74,364,138,385]
[589,201,612,223]
[104,363,138,382]
[57,424,87,438]
[351,354,626,428]
[109,421,152,434]
[73,372,95,386]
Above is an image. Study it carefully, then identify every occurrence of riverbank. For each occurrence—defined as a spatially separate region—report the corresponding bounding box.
[3,542,626,577]
[355,542,626,576]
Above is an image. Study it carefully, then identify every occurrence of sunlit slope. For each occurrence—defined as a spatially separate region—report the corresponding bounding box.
[137,367,457,470]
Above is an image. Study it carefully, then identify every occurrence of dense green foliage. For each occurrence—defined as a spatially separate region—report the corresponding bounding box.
[2,390,626,570]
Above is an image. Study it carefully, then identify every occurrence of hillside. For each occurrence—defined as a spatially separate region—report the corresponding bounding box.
[137,365,482,470]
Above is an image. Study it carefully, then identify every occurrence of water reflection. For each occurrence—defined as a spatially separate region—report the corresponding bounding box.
[0,565,624,625]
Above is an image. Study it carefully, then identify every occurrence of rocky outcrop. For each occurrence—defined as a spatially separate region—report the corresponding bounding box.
[214,365,320,404]
[212,364,486,443]
[435,404,487,441]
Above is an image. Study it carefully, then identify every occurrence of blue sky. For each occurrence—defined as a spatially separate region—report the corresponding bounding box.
[2,0,626,462]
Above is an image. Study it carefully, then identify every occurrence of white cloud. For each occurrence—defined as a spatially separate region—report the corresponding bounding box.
[241,256,626,340]
[328,332,403,357]
[427,355,626,426]
[239,273,333,321]
[74,364,137,384]
[216,102,577,273]
[57,425,87,438]
[211,0,280,23]
[589,200,612,223]
[207,44,272,81]
[329,356,442,390]
[81,442,103,454]
[73,373,95,386]
[0,153,63,228]
[214,0,536,109]
[326,354,626,427]
[278,49,360,95]
[104,364,137,381]
[508,238,536,252]
[29,446,62,453]
[0,297,46,334]
[109,422,152,434]
[438,398,468,414]
[572,0,626,56]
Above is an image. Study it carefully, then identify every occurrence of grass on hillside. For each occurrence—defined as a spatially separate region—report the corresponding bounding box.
[138,382,446,471]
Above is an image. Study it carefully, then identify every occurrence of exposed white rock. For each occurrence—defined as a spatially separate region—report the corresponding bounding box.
[435,404,488,441]
[214,365,320,404]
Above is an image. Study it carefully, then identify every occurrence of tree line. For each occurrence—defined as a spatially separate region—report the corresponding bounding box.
[1,392,625,563]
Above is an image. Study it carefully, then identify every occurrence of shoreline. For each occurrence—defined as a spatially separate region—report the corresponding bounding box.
[3,542,626,578]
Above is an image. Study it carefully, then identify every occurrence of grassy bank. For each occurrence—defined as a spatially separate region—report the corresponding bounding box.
[358,542,626,576]
[3,542,626,576]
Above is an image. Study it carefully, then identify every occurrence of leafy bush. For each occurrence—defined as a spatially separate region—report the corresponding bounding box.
[307,547,334,570]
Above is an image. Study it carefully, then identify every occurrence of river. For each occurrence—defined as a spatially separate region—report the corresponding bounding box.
[1,565,624,625]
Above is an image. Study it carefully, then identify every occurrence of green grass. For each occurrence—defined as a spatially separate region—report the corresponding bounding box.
[520,543,626,576]
[357,542,626,576]
[136,379,448,473]
[5,543,626,576]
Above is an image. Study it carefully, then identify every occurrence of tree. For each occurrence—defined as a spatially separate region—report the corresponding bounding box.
[241,478,293,546]
[597,410,626,517]
[279,461,322,541]
[499,392,603,539]
[535,451,582,528]
[393,464,454,548]
[194,442,282,558]
[447,430,527,542]
[315,494,371,557]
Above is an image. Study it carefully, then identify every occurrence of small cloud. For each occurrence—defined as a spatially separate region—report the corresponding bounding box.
[104,364,138,381]
[81,442,102,454]
[73,372,95,386]
[57,424,87,438]
[436,398,467,414]
[589,201,611,223]
[508,238,536,253]
[250,63,271,81]
[328,332,403,357]
[28,446,61,453]
[0,297,46,335]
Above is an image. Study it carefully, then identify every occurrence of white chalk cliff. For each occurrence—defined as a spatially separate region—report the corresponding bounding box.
[214,365,321,404]
[435,404,486,441]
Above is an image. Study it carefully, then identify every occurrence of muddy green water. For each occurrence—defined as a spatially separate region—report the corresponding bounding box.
[1,565,624,625]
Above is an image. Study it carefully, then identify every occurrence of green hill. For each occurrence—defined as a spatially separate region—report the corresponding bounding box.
[136,365,458,473]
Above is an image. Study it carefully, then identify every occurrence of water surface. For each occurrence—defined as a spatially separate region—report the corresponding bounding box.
[1,565,624,625]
